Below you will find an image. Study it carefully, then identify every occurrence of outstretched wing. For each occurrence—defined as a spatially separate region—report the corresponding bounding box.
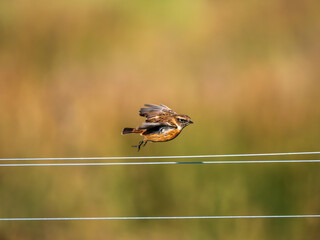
[139,104,176,118]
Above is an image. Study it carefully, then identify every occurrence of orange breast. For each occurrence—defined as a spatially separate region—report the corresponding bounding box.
[144,128,181,142]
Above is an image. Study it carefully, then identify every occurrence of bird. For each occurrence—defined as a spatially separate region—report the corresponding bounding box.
[122,104,193,151]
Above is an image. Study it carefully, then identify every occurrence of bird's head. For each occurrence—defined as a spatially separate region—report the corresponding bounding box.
[175,114,194,129]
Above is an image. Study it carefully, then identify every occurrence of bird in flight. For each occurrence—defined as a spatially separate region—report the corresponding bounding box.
[122,104,193,151]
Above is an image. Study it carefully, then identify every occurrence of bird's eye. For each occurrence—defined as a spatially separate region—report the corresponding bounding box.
[178,118,187,122]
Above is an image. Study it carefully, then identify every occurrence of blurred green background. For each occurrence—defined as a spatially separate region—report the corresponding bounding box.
[0,0,320,239]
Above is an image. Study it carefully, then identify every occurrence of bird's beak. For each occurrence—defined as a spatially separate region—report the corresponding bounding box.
[189,121,194,124]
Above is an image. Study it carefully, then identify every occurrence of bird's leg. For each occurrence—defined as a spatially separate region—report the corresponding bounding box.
[132,140,144,152]
[142,140,148,147]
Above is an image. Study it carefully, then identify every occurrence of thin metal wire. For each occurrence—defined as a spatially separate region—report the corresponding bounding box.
[1,151,320,161]
[2,153,319,222]
[1,159,320,167]
[1,215,319,221]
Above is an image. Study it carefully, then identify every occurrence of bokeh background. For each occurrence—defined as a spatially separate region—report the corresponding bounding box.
[0,0,320,239]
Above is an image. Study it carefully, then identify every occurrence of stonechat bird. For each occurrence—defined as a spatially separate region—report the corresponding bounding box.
[122,104,193,151]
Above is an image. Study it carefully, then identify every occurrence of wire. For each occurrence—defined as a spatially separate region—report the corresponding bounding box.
[1,151,320,161]
[1,215,319,221]
[1,159,320,167]
[2,153,318,222]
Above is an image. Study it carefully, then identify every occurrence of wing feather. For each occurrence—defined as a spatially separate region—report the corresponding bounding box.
[139,104,176,117]
[138,122,176,135]
[138,122,165,130]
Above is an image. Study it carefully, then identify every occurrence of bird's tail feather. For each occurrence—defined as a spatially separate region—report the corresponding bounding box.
[122,128,135,135]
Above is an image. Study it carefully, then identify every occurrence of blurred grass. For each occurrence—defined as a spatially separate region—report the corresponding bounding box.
[0,0,320,239]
